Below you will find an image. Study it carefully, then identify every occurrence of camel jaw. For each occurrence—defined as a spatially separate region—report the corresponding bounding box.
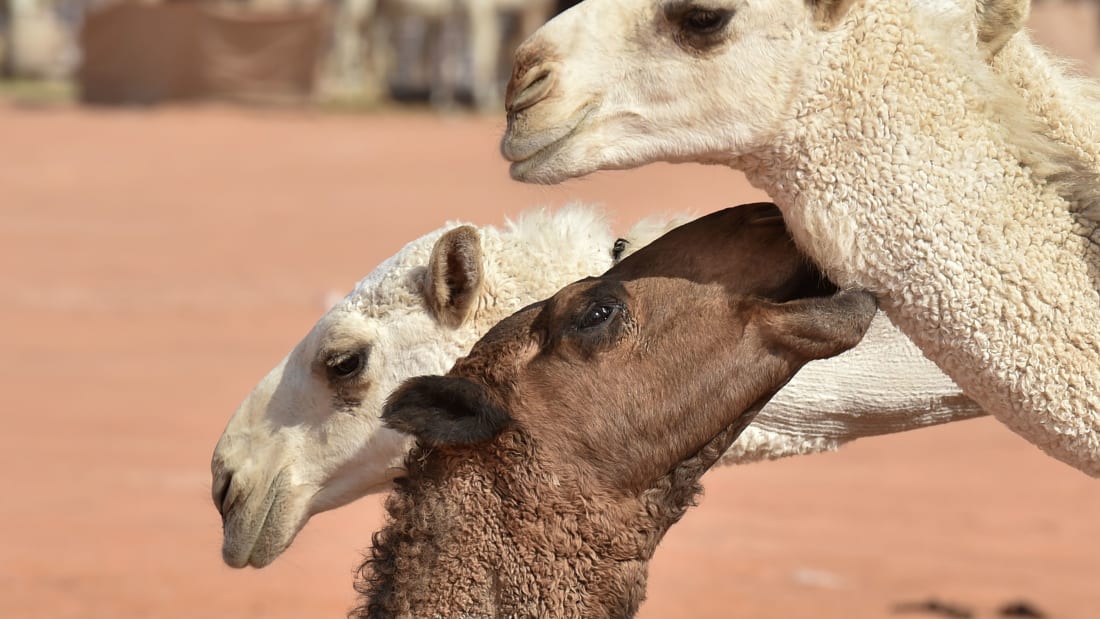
[219,470,307,569]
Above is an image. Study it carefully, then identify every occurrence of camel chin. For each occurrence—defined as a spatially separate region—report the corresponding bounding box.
[502,103,600,184]
[503,109,668,185]
[506,143,596,185]
[221,478,310,569]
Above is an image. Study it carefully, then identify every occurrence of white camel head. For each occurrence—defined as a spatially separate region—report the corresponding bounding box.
[499,0,1023,184]
[210,207,637,568]
[500,0,842,183]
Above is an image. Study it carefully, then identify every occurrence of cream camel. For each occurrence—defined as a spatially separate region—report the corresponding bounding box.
[500,0,1100,475]
[212,204,981,569]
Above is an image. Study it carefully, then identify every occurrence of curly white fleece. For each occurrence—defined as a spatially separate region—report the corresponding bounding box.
[740,0,1100,474]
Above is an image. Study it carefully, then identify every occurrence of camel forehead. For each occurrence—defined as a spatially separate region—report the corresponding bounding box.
[531,277,728,332]
[462,279,612,338]
[447,281,636,391]
[541,278,630,320]
[453,304,543,380]
[313,308,378,351]
[343,234,439,319]
[453,277,724,379]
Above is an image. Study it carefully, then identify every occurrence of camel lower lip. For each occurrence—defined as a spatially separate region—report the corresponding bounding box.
[244,502,279,568]
[507,122,587,183]
[504,104,594,179]
[506,123,574,165]
[221,472,285,569]
[509,138,569,181]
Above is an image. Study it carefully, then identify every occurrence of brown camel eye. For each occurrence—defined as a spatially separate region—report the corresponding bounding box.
[577,304,619,330]
[327,350,367,381]
[681,8,731,35]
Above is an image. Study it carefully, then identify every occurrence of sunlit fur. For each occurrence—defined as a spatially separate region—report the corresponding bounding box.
[211,204,979,569]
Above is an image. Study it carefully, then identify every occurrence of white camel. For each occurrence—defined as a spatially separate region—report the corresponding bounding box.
[499,0,1100,475]
[211,204,983,569]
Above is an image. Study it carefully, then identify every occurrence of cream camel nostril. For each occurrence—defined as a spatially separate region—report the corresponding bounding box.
[212,470,235,520]
[505,66,555,114]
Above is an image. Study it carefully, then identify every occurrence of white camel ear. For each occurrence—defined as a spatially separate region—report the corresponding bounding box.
[755,289,878,361]
[811,0,858,28]
[975,0,1029,59]
[425,225,483,328]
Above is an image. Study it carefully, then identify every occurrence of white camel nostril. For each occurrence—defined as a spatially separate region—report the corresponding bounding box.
[506,67,554,114]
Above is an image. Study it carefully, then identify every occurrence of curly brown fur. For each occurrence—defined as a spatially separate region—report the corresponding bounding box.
[353,408,771,619]
[353,431,652,619]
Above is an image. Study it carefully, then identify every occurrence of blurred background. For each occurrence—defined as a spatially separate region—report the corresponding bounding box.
[1,0,1098,108]
[1,1,1099,618]
[0,0,592,109]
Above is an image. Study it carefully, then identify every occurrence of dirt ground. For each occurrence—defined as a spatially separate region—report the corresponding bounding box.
[1,102,1097,619]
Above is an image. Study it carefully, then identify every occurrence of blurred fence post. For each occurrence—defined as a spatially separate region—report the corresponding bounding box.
[318,0,387,102]
[5,0,75,78]
[1,0,9,77]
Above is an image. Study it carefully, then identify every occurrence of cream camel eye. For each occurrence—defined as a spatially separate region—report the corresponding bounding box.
[681,8,732,34]
[328,351,366,380]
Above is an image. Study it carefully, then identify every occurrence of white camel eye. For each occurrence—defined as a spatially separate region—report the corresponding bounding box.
[680,8,732,35]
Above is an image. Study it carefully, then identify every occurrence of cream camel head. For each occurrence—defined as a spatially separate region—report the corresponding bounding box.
[210,227,476,569]
[210,207,632,568]
[499,0,1025,184]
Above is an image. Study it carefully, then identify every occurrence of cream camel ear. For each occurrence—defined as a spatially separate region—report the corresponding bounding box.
[755,289,878,361]
[810,0,858,28]
[975,0,1029,59]
[425,226,483,328]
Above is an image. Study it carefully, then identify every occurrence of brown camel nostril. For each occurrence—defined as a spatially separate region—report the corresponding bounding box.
[505,66,554,115]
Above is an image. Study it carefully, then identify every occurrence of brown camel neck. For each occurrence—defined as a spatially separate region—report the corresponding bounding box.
[352,415,753,619]
[353,431,660,619]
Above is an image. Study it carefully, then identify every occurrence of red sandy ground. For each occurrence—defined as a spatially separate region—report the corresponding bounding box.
[0,103,1097,619]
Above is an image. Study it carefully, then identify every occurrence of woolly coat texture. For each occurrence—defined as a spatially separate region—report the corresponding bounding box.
[353,424,742,618]
[738,0,1100,475]
[989,25,1100,174]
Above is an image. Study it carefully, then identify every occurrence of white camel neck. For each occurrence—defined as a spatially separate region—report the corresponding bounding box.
[737,0,1100,474]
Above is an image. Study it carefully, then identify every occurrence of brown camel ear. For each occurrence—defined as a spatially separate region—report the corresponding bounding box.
[382,376,512,447]
[754,289,877,361]
[810,0,858,28]
[425,226,483,328]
